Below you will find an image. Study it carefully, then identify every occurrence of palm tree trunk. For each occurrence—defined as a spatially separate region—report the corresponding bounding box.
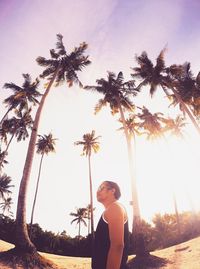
[173,193,181,238]
[118,102,149,257]
[29,153,44,239]
[4,133,15,153]
[88,154,94,241]
[87,207,90,235]
[118,103,141,230]
[78,222,81,237]
[0,107,12,127]
[15,65,60,252]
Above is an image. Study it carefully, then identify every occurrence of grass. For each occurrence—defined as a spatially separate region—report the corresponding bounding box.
[0,236,200,268]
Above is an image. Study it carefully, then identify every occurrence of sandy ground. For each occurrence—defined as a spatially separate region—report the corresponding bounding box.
[0,236,200,268]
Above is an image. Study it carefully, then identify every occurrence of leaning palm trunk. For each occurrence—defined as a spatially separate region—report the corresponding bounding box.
[29,153,44,239]
[0,108,12,127]
[88,154,94,241]
[15,66,60,252]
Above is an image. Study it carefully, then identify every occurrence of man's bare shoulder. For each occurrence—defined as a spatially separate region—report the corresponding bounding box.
[104,202,125,218]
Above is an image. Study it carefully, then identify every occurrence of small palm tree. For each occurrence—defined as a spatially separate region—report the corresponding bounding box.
[0,174,13,200]
[0,109,33,170]
[70,207,87,237]
[0,118,15,146]
[0,109,33,153]
[137,106,165,140]
[161,115,186,138]
[0,149,8,172]
[1,74,40,126]
[74,130,100,241]
[0,196,13,218]
[29,133,56,238]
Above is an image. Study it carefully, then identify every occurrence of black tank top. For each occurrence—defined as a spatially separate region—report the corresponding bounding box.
[92,215,129,269]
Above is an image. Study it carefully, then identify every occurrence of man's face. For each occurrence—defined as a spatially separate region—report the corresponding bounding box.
[96,182,112,203]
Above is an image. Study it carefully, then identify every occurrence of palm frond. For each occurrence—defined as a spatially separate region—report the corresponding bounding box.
[94,99,107,114]
[56,33,66,55]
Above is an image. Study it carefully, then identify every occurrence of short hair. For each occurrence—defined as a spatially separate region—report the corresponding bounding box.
[104,180,121,200]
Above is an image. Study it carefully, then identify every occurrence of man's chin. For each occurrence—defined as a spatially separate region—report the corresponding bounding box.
[97,196,102,202]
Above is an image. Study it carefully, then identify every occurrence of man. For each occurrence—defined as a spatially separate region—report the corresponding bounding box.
[92,180,129,269]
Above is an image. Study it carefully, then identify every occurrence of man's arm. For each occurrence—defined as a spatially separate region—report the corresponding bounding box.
[105,203,125,269]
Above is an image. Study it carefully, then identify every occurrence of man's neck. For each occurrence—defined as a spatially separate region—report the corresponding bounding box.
[103,198,117,209]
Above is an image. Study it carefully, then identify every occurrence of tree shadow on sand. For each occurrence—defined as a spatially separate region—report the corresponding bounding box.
[127,254,172,269]
[0,248,59,269]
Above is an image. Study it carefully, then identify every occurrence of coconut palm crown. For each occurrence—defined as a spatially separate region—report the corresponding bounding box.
[36,34,91,87]
[1,74,41,125]
[85,71,137,115]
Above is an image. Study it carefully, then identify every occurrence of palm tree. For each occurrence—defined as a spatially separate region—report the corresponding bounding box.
[137,108,186,240]
[131,49,200,135]
[0,118,14,146]
[0,174,13,200]
[167,62,200,114]
[0,109,33,172]
[0,109,33,154]
[173,192,181,238]
[85,72,141,232]
[1,74,40,126]
[70,207,87,237]
[0,149,8,171]
[74,130,100,241]
[0,196,13,218]
[161,115,186,138]
[29,133,56,238]
[137,106,165,140]
[161,115,186,238]
[14,34,91,253]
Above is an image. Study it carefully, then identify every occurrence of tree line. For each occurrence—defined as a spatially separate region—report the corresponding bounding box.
[0,210,200,257]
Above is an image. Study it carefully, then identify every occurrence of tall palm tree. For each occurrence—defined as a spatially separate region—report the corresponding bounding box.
[138,108,186,240]
[0,174,13,200]
[70,207,87,237]
[29,133,56,238]
[85,72,142,233]
[1,74,40,126]
[74,130,100,241]
[131,49,200,135]
[15,34,91,253]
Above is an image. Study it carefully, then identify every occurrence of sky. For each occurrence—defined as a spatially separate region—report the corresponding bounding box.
[0,0,200,237]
